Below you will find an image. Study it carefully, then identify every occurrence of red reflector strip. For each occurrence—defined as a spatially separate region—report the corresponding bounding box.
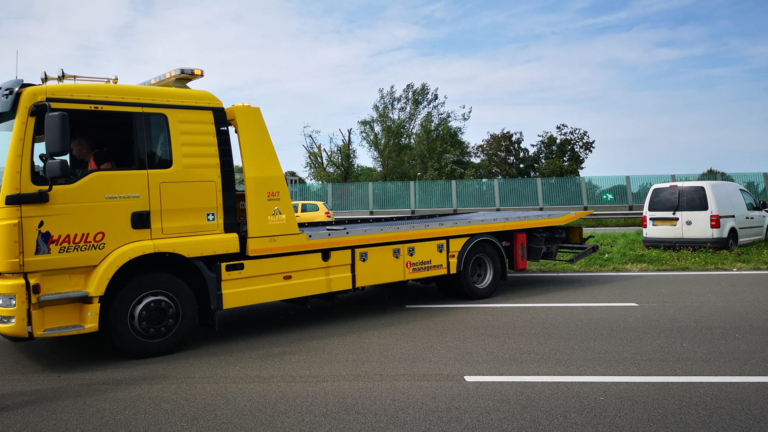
[283,275,292,280]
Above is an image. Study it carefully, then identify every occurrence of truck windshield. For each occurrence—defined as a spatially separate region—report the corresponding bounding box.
[0,118,14,195]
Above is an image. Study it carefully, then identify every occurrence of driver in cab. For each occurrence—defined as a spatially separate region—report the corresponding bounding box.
[70,135,114,171]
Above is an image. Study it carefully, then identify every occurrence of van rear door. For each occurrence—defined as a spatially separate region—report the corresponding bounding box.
[680,186,712,239]
[646,185,683,238]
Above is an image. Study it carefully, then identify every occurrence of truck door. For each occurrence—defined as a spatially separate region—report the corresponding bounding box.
[20,104,151,273]
[143,108,223,239]
[680,186,712,240]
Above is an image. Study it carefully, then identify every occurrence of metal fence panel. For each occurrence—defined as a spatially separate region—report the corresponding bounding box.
[676,173,718,181]
[498,178,539,207]
[456,179,496,208]
[584,176,628,206]
[331,182,369,211]
[416,180,452,209]
[288,183,328,202]
[541,177,582,206]
[628,175,671,206]
[373,181,410,210]
[726,172,767,200]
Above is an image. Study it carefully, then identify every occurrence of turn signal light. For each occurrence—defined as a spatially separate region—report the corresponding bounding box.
[642,215,647,228]
[710,215,720,229]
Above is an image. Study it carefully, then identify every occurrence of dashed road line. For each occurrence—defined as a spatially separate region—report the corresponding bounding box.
[406,303,639,308]
[464,376,768,383]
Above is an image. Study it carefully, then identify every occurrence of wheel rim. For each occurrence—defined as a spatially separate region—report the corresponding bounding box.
[128,291,182,342]
[469,254,493,289]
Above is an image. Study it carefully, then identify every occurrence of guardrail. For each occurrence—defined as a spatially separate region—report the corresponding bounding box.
[277,172,768,215]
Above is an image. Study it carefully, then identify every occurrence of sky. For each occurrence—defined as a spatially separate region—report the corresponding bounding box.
[2,0,767,178]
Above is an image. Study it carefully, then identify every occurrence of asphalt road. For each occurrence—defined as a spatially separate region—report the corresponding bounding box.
[1,272,767,431]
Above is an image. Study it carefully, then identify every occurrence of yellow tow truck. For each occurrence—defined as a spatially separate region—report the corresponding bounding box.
[0,69,598,357]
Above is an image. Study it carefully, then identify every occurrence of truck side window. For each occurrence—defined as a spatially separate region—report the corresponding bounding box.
[740,190,758,211]
[31,109,142,186]
[301,203,319,212]
[145,114,172,169]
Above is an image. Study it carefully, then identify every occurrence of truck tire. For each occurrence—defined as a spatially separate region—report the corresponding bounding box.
[456,243,501,300]
[106,272,197,358]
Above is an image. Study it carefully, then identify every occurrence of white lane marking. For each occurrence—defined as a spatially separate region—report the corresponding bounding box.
[406,303,638,308]
[465,376,768,383]
[508,271,768,277]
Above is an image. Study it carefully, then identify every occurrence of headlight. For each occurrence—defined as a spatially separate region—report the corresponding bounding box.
[0,315,15,325]
[0,295,16,308]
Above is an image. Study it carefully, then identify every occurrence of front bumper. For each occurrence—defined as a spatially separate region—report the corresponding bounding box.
[642,237,727,249]
[0,274,29,339]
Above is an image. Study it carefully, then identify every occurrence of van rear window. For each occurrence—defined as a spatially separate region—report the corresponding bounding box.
[648,186,708,212]
[683,186,708,211]
[648,188,679,212]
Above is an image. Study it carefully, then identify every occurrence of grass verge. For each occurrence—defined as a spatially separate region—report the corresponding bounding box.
[566,218,642,228]
[527,230,768,272]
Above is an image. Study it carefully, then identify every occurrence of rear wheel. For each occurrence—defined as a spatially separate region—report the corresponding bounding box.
[726,230,738,250]
[456,244,502,300]
[106,272,197,358]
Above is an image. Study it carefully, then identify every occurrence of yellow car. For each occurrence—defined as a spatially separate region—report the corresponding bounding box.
[292,201,335,222]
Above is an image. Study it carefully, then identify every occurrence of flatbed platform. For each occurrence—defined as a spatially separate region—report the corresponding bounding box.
[299,210,576,240]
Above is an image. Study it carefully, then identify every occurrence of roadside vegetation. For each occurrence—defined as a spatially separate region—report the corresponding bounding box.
[528,230,768,272]
[566,218,641,228]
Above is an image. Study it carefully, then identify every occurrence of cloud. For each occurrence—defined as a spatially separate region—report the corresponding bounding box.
[2,0,766,177]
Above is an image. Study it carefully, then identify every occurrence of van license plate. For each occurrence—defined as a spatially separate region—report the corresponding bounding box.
[652,220,677,226]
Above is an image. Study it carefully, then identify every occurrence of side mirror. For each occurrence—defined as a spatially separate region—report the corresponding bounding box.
[44,112,70,157]
[44,159,70,180]
[760,201,768,211]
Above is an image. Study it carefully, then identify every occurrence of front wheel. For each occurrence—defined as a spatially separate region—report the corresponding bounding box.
[457,244,502,300]
[106,272,197,358]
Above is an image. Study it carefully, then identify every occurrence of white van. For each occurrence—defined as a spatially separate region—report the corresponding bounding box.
[642,181,768,249]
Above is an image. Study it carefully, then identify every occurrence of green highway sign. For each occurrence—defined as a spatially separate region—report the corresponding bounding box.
[602,193,615,202]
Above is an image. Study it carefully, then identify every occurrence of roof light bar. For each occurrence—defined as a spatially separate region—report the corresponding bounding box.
[139,68,204,89]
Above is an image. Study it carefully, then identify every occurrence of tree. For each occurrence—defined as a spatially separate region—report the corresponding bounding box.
[356,166,379,182]
[700,168,733,182]
[471,129,536,179]
[283,170,306,184]
[302,125,359,183]
[532,124,595,177]
[358,82,472,181]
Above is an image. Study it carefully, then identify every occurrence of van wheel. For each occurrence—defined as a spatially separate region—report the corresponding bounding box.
[457,244,501,300]
[726,231,738,250]
[106,273,197,358]
[764,227,768,241]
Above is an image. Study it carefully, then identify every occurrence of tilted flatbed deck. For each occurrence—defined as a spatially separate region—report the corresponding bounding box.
[299,210,581,240]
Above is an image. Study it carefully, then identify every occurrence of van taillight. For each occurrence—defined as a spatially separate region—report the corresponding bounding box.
[642,215,647,228]
[710,215,720,229]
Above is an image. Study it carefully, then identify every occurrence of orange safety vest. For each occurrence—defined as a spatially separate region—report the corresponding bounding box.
[87,151,100,171]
